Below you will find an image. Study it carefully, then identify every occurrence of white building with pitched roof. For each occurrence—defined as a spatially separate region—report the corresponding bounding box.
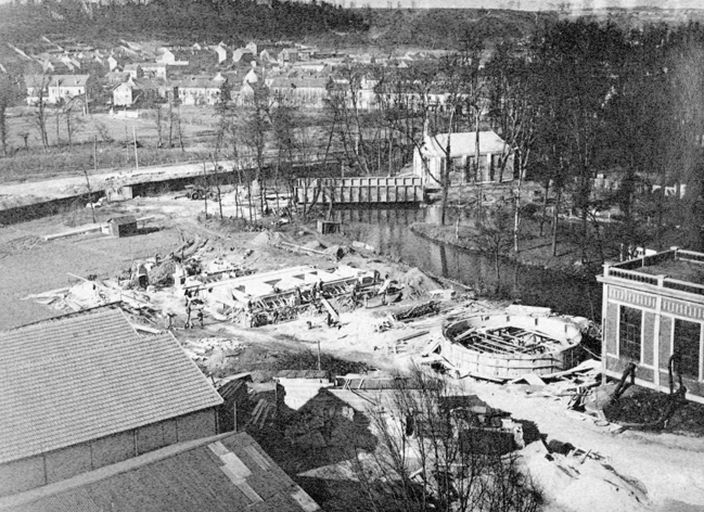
[413,129,514,187]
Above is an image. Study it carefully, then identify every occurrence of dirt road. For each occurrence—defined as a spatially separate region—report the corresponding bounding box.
[0,159,235,210]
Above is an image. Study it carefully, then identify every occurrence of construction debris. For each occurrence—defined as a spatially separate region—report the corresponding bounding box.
[522,441,650,512]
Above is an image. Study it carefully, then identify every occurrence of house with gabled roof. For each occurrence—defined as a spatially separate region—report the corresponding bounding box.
[413,130,514,187]
[107,55,119,71]
[0,306,223,497]
[172,73,227,105]
[267,76,328,108]
[156,47,189,66]
[113,76,166,107]
[278,47,299,66]
[0,432,321,512]
[124,62,168,80]
[24,74,90,106]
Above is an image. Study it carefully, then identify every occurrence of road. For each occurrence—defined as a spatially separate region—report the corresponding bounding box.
[0,160,237,210]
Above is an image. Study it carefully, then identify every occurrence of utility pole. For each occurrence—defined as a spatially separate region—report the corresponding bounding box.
[124,125,130,168]
[84,142,96,224]
[93,135,98,174]
[317,339,321,372]
[132,126,139,171]
[202,161,208,218]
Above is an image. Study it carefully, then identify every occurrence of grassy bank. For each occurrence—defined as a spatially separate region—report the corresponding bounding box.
[410,220,603,279]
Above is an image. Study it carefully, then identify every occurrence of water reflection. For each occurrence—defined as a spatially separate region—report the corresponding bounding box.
[334,205,602,321]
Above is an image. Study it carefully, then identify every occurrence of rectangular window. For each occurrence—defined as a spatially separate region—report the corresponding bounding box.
[674,318,701,379]
[619,306,642,361]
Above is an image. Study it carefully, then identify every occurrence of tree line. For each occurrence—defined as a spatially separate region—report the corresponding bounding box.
[0,0,368,45]
[333,19,704,264]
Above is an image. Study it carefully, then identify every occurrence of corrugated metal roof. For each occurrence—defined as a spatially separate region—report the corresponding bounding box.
[0,308,223,465]
[0,433,320,512]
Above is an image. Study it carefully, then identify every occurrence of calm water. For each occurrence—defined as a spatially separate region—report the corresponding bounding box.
[334,205,602,321]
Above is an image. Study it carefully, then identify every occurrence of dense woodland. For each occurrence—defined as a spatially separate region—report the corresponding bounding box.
[0,0,368,44]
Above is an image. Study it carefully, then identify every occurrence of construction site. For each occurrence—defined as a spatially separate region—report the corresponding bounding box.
[2,181,704,512]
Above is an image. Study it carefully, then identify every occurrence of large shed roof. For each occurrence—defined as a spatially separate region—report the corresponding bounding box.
[0,432,320,512]
[0,307,223,464]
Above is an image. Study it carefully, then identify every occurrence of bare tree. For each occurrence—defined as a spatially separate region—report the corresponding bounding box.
[153,103,164,148]
[374,38,484,226]
[63,97,84,148]
[0,73,13,157]
[476,199,514,293]
[326,65,373,175]
[351,368,541,512]
[32,75,50,149]
[485,43,540,253]
[238,81,272,214]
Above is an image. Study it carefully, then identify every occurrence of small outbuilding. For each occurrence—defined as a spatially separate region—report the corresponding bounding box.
[107,215,138,237]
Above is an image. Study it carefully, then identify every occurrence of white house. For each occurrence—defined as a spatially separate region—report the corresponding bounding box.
[267,76,328,108]
[214,43,228,64]
[112,76,165,107]
[173,74,227,106]
[25,74,89,105]
[156,48,188,66]
[124,62,168,80]
[412,129,514,188]
[278,48,298,66]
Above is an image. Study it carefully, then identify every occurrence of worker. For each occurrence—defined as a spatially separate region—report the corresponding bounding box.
[197,308,204,328]
[166,311,175,330]
[378,274,392,295]
[351,281,359,306]
[378,274,392,306]
[243,299,254,328]
[184,298,193,329]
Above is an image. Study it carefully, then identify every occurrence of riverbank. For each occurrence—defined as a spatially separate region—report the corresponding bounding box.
[410,221,603,280]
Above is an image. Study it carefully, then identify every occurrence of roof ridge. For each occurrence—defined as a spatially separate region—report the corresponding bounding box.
[0,432,251,511]
[6,303,124,332]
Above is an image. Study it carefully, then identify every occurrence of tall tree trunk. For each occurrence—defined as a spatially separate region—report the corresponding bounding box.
[168,100,173,147]
[474,110,482,221]
[539,177,550,237]
[0,103,7,157]
[177,104,184,152]
[156,105,163,148]
[55,109,60,147]
[551,186,562,257]
[512,159,523,253]
[66,110,72,148]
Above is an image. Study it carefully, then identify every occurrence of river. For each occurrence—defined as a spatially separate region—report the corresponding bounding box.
[333,205,603,322]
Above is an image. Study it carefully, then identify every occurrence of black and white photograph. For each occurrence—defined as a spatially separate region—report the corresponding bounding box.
[1,0,703,510]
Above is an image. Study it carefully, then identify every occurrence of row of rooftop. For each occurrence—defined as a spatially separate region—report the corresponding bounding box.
[9,36,483,108]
